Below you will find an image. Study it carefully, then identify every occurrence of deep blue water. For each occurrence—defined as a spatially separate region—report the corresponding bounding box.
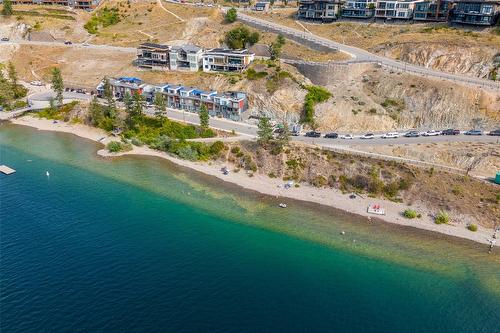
[1,124,499,332]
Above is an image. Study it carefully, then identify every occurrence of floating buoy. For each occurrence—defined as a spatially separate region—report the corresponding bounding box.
[341,231,345,235]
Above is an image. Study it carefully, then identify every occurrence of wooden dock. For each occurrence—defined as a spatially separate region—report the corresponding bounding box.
[0,165,16,175]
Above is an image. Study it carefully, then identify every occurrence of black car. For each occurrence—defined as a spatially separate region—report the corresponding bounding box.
[488,129,500,136]
[324,132,338,139]
[305,131,321,138]
[1,37,9,42]
[442,129,460,135]
[404,131,420,138]
[64,41,72,45]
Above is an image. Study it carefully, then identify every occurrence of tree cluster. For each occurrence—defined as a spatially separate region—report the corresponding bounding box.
[225,26,260,50]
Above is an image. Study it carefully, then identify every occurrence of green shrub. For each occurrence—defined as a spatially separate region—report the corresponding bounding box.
[467,224,478,232]
[231,146,240,154]
[246,68,268,80]
[209,141,225,155]
[403,209,418,219]
[302,85,331,124]
[84,7,121,34]
[434,211,450,224]
[106,141,131,153]
[131,137,143,146]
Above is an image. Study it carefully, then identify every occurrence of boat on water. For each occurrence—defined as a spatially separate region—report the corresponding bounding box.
[46,171,50,177]
[278,203,287,208]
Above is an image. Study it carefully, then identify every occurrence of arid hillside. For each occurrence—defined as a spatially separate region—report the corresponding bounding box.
[298,63,500,132]
[223,141,500,229]
[246,9,500,79]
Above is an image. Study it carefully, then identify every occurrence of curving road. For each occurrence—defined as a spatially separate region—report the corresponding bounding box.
[232,10,500,91]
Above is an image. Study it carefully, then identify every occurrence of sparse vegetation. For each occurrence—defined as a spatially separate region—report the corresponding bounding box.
[106,140,132,153]
[302,85,332,124]
[467,224,478,232]
[434,211,450,224]
[84,7,121,34]
[403,209,419,219]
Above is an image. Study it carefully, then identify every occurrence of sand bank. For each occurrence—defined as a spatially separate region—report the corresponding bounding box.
[10,115,498,246]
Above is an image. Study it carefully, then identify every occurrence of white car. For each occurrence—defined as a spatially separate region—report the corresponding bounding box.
[361,133,375,139]
[422,130,441,136]
[30,81,43,86]
[340,134,354,139]
[381,132,400,139]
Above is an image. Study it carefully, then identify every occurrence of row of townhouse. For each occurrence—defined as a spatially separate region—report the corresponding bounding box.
[3,0,100,10]
[135,43,255,73]
[297,0,500,25]
[96,77,249,121]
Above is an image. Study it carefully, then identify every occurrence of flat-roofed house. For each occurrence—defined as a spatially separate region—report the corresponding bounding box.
[136,43,171,71]
[202,48,255,73]
[413,0,453,21]
[96,77,145,100]
[375,0,419,19]
[449,0,499,25]
[169,45,203,72]
[297,0,344,22]
[342,0,377,18]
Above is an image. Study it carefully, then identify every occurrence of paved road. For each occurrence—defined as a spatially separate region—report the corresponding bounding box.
[232,11,500,91]
[0,40,136,53]
[24,90,500,146]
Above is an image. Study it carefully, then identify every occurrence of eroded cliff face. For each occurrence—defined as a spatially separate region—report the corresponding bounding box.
[372,42,500,79]
[299,63,500,132]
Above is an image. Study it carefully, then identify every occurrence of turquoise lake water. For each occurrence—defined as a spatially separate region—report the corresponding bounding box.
[1,123,499,332]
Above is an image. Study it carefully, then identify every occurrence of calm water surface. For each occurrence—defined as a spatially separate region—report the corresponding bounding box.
[1,124,499,332]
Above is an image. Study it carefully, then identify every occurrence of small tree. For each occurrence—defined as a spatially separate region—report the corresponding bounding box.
[257,116,273,144]
[153,92,166,119]
[276,121,290,148]
[51,67,64,106]
[2,0,13,16]
[270,0,275,6]
[225,7,237,23]
[89,96,103,126]
[132,90,144,117]
[199,104,209,131]
[102,77,116,118]
[123,91,134,128]
[7,62,17,90]
[269,35,286,61]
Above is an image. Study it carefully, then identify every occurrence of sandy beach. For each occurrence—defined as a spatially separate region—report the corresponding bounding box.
[9,115,498,246]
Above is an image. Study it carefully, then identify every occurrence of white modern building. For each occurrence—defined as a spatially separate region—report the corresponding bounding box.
[202,48,255,73]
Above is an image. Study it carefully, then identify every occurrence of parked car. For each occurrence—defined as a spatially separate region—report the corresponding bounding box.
[465,130,483,136]
[361,133,375,139]
[488,129,500,136]
[305,131,321,138]
[340,134,354,139]
[324,132,338,139]
[404,131,420,138]
[291,131,300,136]
[381,132,399,139]
[1,37,9,42]
[30,81,43,86]
[64,41,72,45]
[82,43,89,47]
[422,130,441,136]
[441,129,460,135]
